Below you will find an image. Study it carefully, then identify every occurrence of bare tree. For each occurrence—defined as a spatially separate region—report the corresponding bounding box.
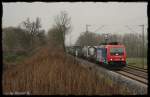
[54,11,72,52]
[75,32,99,46]
[122,33,144,58]
[48,26,63,47]
[21,17,42,48]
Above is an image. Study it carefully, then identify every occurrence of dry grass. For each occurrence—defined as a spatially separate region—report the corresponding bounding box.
[3,46,132,95]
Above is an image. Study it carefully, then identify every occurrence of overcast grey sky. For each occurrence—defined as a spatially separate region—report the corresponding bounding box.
[2,2,148,45]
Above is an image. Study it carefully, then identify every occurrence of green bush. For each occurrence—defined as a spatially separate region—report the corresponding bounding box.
[3,52,27,63]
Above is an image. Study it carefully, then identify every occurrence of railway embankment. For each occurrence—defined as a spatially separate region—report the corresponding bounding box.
[73,56,147,95]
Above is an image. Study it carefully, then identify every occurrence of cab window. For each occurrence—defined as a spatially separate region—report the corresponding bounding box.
[110,48,124,55]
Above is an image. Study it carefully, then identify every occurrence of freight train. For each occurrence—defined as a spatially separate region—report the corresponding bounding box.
[67,42,127,69]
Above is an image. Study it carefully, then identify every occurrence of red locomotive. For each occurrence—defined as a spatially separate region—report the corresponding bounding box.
[96,42,127,68]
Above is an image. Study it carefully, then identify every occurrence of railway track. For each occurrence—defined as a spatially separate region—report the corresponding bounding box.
[69,54,148,86]
[105,66,148,85]
[116,70,148,85]
[127,65,147,72]
[116,66,148,85]
[123,67,147,79]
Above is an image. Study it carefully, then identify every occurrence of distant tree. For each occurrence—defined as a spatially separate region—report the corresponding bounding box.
[96,34,107,44]
[21,17,42,35]
[48,26,63,48]
[54,11,72,51]
[2,27,31,52]
[108,34,122,43]
[35,29,47,46]
[3,27,18,51]
[2,17,46,54]
[20,17,46,49]
[75,32,100,46]
[122,33,144,57]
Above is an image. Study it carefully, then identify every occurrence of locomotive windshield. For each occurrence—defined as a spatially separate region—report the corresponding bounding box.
[110,48,124,55]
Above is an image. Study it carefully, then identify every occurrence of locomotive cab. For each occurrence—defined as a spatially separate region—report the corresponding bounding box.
[106,45,127,67]
[96,44,127,69]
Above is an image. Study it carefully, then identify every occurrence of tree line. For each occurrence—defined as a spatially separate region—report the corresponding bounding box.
[75,32,147,58]
[2,11,71,58]
[3,18,47,54]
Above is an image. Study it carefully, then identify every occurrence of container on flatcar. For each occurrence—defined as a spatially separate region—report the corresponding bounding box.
[82,46,97,60]
[71,46,82,57]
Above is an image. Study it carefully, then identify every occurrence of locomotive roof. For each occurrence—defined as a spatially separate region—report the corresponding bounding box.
[99,44,125,48]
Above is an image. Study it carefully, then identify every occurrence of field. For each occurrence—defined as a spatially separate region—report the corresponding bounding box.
[126,57,147,69]
[2,46,134,95]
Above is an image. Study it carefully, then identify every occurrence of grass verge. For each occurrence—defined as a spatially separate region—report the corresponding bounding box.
[126,57,147,69]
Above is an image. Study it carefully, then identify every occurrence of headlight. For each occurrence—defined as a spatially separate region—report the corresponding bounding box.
[122,58,124,61]
[110,59,112,61]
